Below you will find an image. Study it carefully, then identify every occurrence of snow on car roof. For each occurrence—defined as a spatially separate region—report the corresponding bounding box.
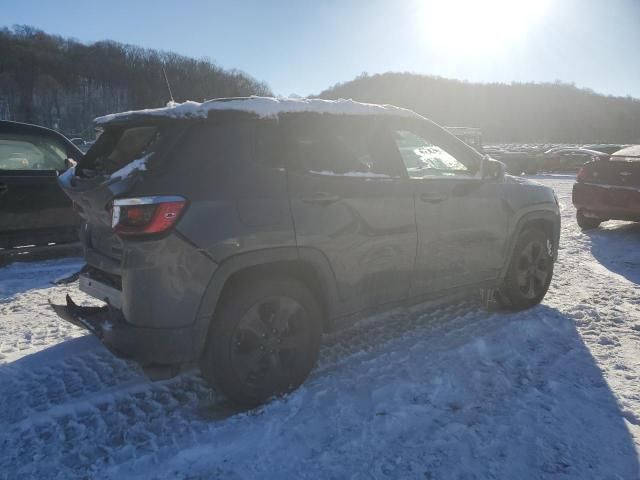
[611,145,640,158]
[94,96,423,125]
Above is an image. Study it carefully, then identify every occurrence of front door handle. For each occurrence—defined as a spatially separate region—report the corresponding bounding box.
[0,183,7,195]
[302,192,341,206]
[420,192,448,203]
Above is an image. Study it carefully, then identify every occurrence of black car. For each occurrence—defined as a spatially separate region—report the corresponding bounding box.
[0,121,82,250]
[52,97,560,406]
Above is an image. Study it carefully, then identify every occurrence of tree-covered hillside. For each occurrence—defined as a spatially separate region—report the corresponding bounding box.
[0,25,271,137]
[319,72,640,143]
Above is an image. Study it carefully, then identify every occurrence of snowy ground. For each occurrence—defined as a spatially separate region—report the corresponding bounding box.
[1,176,639,479]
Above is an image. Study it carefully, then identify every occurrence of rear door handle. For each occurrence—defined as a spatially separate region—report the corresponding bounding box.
[302,192,341,206]
[0,183,7,195]
[420,192,448,203]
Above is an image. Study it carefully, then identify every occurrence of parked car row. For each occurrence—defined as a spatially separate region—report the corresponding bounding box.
[487,146,615,175]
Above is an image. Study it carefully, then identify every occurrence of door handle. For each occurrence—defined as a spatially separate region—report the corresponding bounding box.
[0,183,7,195]
[302,192,341,206]
[420,192,448,203]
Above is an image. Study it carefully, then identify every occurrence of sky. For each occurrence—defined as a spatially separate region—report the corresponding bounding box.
[3,0,640,98]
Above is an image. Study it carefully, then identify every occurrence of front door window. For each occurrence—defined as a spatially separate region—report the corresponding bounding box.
[391,129,470,178]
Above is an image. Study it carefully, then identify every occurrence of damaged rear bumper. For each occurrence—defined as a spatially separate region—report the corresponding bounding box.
[50,294,200,366]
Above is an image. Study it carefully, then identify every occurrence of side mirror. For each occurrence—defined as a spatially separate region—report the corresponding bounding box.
[481,156,506,180]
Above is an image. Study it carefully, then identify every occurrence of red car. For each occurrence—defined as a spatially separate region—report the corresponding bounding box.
[573,145,640,229]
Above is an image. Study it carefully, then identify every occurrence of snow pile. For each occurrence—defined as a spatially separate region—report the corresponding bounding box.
[94,96,423,125]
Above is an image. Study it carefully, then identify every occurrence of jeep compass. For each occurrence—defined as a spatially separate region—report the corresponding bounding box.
[53,97,561,406]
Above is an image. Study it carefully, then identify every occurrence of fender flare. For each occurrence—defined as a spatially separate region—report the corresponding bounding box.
[191,246,340,356]
[499,209,561,281]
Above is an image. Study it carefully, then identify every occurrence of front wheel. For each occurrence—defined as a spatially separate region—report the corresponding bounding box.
[498,228,554,311]
[200,276,323,407]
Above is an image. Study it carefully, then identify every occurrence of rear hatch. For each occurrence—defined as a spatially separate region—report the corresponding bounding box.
[578,145,640,188]
[59,121,185,264]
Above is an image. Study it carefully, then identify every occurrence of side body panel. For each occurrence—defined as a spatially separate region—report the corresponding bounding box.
[171,119,297,262]
[283,115,417,316]
[123,119,295,328]
[410,177,510,295]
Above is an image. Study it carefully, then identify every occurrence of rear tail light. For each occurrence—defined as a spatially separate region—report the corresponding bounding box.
[111,196,186,236]
[576,167,587,182]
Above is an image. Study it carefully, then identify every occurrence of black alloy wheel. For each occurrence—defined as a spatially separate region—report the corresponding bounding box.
[498,228,554,310]
[201,277,322,407]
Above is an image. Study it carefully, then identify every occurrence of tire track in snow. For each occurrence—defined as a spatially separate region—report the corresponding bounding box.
[0,299,488,479]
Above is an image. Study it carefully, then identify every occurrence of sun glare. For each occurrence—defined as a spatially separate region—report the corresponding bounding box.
[418,0,552,57]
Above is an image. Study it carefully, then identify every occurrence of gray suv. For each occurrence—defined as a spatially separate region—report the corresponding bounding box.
[53,97,560,406]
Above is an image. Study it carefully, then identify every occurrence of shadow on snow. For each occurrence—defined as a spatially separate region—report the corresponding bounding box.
[586,221,640,285]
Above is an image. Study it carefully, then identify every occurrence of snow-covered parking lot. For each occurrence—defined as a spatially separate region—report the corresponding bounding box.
[1,176,639,479]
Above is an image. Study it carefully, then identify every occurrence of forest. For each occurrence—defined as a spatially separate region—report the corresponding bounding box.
[2,26,639,143]
[319,72,640,143]
[0,25,271,137]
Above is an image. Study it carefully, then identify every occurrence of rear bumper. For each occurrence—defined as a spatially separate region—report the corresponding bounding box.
[50,294,204,365]
[57,229,218,365]
[572,182,640,221]
[80,231,218,330]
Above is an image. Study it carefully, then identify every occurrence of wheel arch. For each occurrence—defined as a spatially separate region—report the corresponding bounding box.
[192,247,339,358]
[499,209,560,281]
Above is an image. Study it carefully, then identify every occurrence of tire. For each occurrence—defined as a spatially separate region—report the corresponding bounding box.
[576,209,601,230]
[200,276,323,407]
[498,228,554,311]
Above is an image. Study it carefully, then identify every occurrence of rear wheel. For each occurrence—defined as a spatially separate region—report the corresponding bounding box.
[576,209,602,230]
[498,228,554,311]
[200,276,323,407]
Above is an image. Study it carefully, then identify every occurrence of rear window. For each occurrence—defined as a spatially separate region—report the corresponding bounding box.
[83,125,160,175]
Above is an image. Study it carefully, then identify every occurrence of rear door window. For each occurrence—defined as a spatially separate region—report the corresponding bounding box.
[286,116,403,178]
[0,133,68,171]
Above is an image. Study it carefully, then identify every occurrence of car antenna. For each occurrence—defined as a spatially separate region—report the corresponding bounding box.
[162,65,176,107]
